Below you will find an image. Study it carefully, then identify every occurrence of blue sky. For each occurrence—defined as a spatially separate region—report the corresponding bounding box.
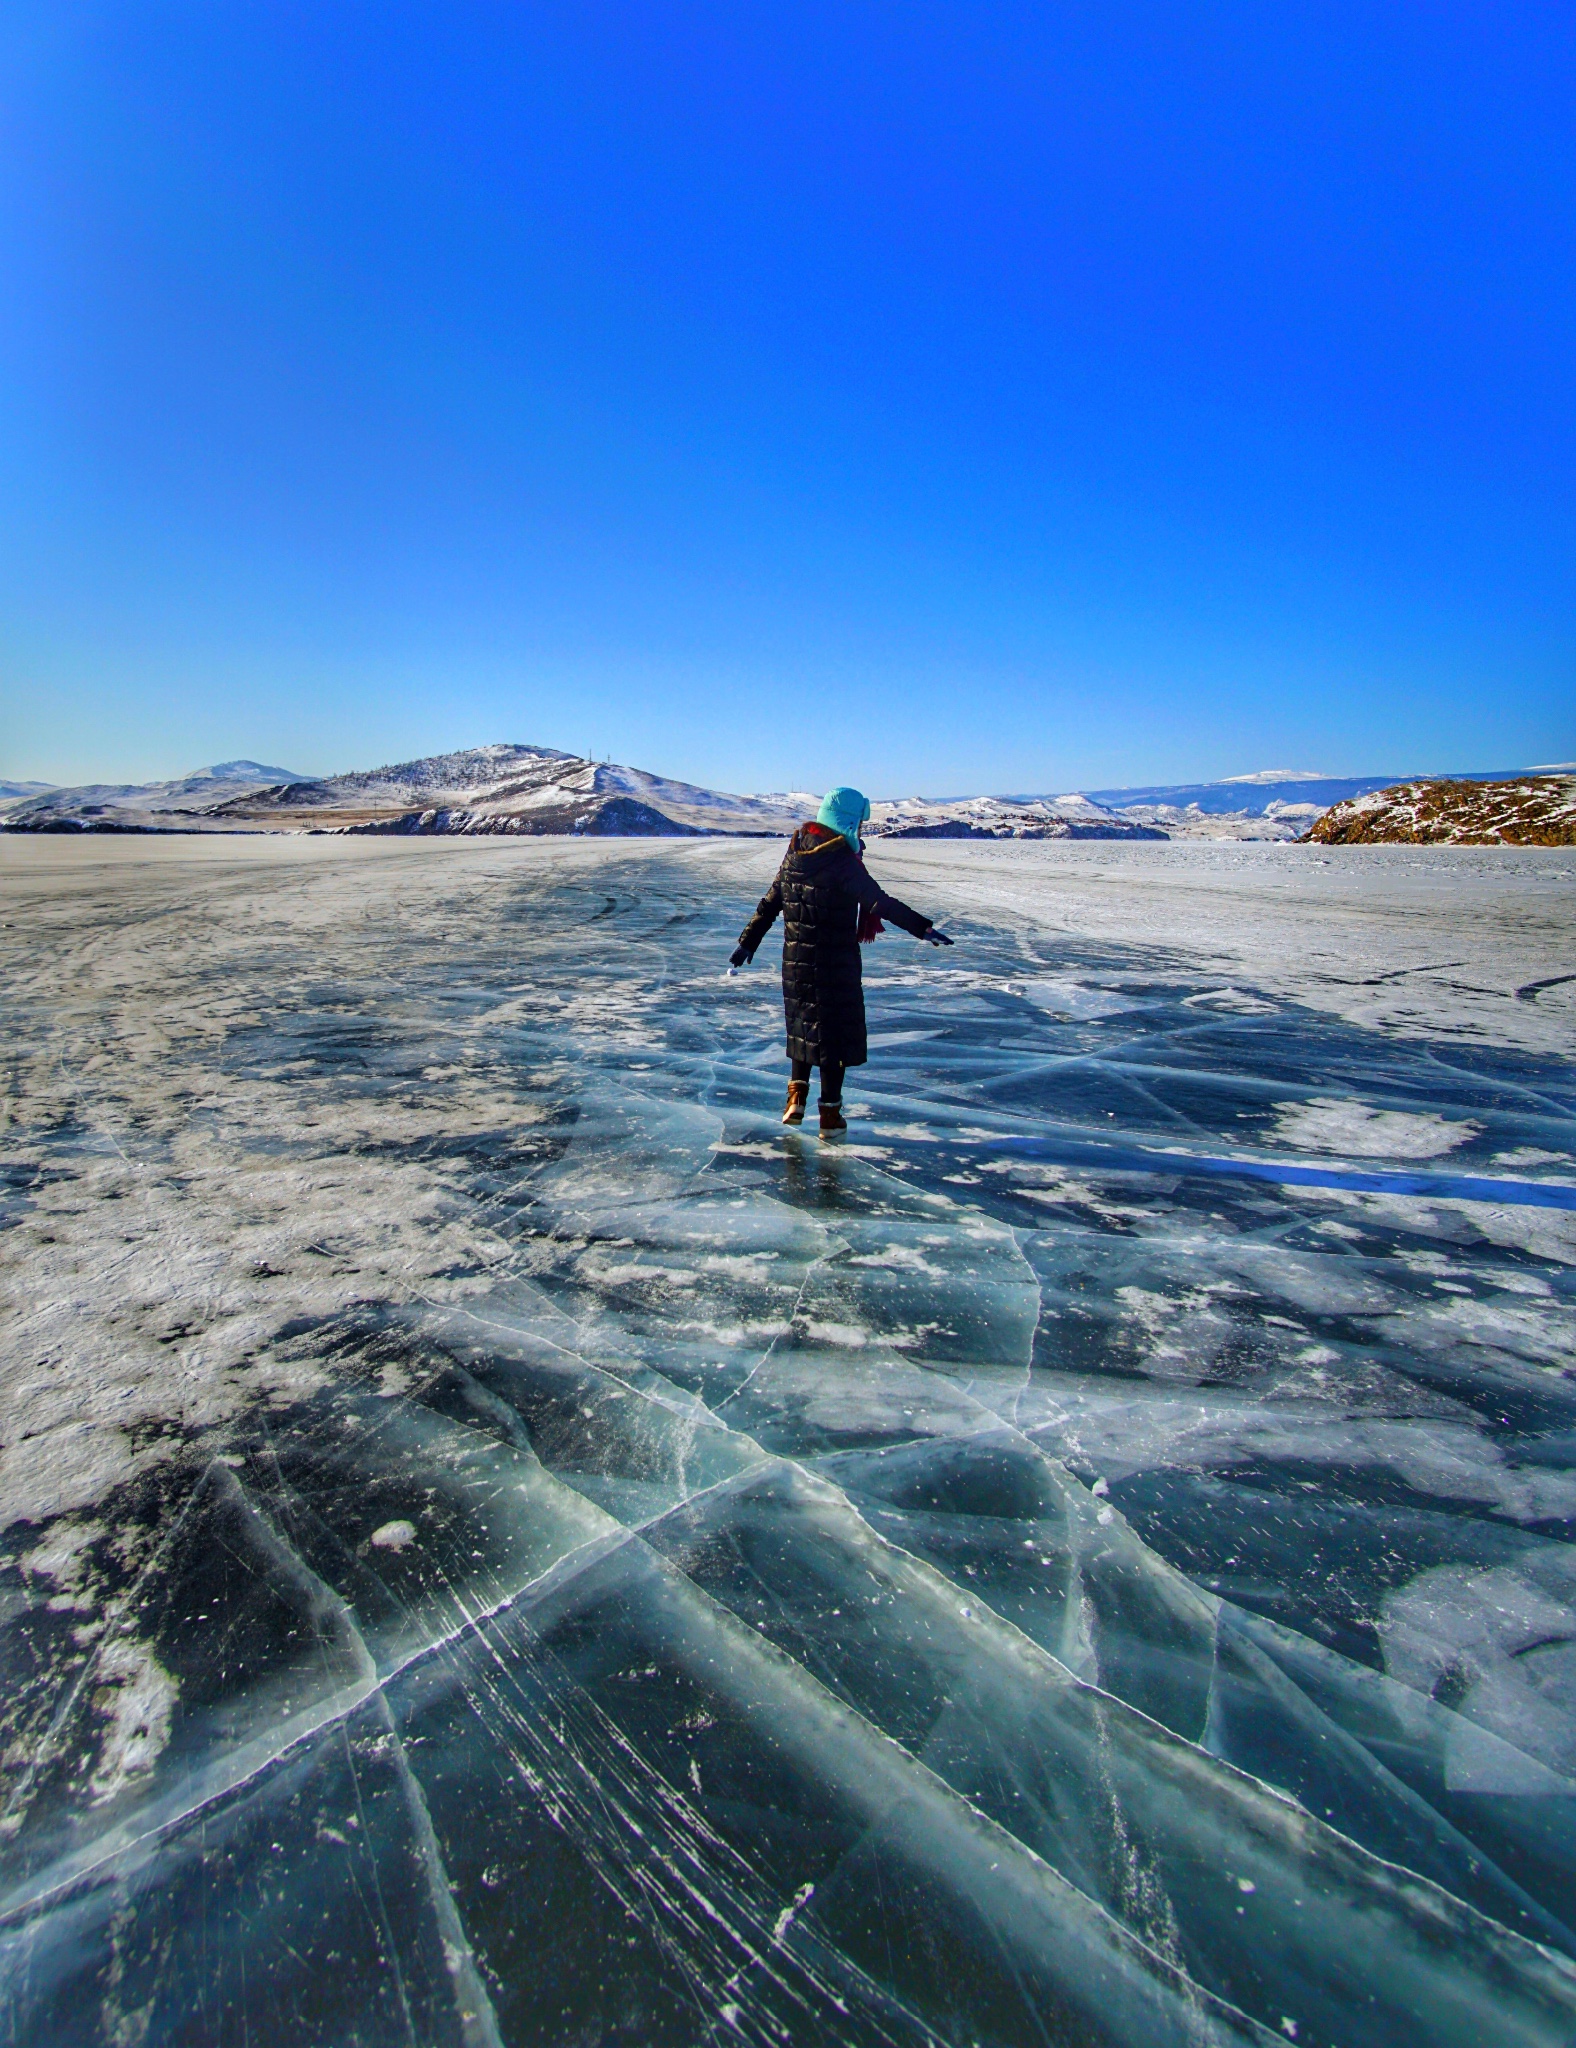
[3,2,1572,795]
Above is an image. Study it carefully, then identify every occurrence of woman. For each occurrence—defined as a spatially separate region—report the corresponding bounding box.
[730,786,953,1134]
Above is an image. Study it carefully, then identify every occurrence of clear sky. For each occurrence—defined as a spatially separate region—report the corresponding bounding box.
[3,3,1572,796]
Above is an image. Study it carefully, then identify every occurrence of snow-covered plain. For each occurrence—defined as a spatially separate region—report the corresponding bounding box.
[2,834,1575,2046]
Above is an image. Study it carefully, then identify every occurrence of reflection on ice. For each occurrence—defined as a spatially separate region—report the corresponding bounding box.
[2,839,1575,2045]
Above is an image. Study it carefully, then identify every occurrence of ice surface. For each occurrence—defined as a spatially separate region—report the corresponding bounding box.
[2,835,1575,2046]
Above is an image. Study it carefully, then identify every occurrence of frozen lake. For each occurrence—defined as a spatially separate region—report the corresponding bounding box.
[3,833,1576,2046]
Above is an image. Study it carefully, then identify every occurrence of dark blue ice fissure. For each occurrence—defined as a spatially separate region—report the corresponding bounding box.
[988,1135,1576,1209]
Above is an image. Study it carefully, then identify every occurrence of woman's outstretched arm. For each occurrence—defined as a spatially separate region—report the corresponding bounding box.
[733,870,785,963]
[856,862,950,943]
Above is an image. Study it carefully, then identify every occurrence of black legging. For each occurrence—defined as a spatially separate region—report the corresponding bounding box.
[790,1057,845,1103]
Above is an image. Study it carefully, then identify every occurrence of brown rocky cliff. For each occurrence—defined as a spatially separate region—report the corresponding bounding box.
[1305,775,1576,846]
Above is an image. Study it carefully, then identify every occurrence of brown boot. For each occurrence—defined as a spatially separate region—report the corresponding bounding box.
[818,1098,847,1137]
[782,1080,809,1126]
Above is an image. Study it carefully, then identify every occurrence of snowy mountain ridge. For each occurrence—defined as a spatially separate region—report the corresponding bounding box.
[0,745,1161,840]
[1076,768,1556,839]
[3,745,1557,842]
[199,759,312,783]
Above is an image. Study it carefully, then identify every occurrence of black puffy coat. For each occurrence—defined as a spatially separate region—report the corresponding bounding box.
[736,825,935,1067]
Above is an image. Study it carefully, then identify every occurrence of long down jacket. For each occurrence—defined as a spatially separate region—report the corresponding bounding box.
[736,823,935,1067]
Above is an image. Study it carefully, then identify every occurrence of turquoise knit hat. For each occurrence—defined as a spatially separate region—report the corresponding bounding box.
[816,786,871,845]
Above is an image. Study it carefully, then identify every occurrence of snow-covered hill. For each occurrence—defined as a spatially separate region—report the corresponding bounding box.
[2,745,1162,839]
[201,759,311,783]
[231,747,817,836]
[869,792,1164,840]
[0,762,309,829]
[8,751,1567,842]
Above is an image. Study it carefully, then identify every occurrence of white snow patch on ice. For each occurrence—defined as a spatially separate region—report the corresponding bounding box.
[1273,1098,1481,1160]
[1018,978,1140,1020]
[90,1635,178,1802]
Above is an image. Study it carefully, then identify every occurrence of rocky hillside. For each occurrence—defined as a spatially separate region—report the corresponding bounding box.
[1306,775,1576,846]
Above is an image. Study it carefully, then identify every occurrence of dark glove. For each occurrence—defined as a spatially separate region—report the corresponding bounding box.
[729,945,752,969]
[923,928,954,946]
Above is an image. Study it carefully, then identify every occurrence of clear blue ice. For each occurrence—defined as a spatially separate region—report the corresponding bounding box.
[3,843,1575,2045]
